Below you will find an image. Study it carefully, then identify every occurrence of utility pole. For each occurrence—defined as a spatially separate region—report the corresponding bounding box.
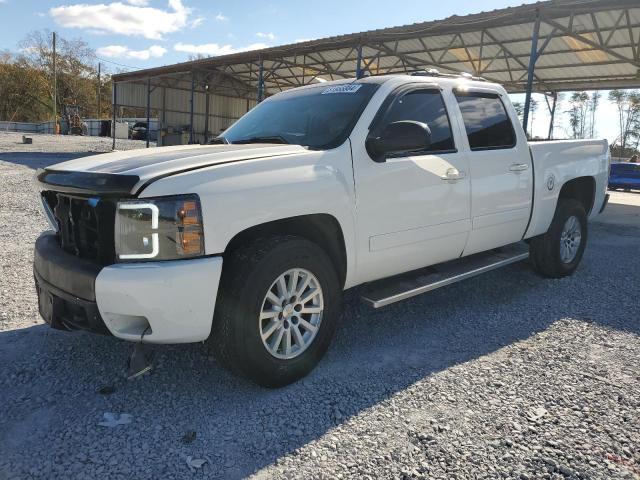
[52,32,57,134]
[97,62,101,119]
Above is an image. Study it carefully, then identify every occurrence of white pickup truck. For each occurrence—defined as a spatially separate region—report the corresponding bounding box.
[34,73,609,387]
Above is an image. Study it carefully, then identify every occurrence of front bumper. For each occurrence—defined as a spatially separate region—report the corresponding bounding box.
[34,232,223,344]
[34,233,109,334]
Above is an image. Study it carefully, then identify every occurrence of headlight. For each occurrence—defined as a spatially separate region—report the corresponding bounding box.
[115,194,204,261]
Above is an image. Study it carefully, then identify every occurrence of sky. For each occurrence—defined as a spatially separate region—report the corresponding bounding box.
[0,0,630,143]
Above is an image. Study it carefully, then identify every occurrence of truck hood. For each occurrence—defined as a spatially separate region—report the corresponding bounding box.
[37,143,309,196]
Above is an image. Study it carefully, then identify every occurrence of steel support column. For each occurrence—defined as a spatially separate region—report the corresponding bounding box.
[257,59,264,102]
[161,86,166,147]
[356,45,363,79]
[112,81,117,151]
[97,62,101,120]
[522,13,541,135]
[189,72,195,144]
[548,92,557,140]
[146,77,151,148]
[204,87,210,144]
[53,32,57,134]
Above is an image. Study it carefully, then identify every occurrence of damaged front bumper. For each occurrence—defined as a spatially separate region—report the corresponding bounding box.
[34,232,223,344]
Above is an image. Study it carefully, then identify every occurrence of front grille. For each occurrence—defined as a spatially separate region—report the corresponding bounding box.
[42,191,116,265]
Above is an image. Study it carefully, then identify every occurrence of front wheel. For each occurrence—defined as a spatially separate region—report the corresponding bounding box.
[211,235,342,387]
[529,199,588,278]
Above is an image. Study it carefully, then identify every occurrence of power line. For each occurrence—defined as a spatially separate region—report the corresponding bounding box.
[96,56,142,72]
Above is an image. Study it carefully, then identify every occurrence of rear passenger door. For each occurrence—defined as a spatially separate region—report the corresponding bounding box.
[453,90,533,255]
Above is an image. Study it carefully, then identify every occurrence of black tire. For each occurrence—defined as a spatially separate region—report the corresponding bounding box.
[529,198,588,278]
[211,235,342,388]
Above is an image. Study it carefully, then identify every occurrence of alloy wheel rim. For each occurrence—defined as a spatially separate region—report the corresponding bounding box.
[259,268,324,360]
[560,215,582,263]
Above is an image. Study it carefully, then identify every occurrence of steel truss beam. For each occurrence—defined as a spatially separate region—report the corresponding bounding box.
[112,2,640,113]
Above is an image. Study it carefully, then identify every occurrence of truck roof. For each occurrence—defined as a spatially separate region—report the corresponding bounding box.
[271,71,504,96]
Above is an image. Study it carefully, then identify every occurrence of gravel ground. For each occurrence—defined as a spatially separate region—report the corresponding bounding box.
[0,144,639,479]
[0,131,154,153]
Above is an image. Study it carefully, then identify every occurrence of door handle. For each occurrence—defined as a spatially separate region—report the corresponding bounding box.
[440,168,466,181]
[509,163,529,172]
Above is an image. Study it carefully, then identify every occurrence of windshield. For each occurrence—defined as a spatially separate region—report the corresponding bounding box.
[220,83,379,150]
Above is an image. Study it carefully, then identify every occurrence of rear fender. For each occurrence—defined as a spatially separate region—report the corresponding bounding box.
[525,140,608,238]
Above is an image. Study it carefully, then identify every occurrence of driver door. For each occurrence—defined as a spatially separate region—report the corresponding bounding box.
[351,86,471,284]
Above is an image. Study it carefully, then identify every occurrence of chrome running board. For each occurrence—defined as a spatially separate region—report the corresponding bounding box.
[361,242,530,308]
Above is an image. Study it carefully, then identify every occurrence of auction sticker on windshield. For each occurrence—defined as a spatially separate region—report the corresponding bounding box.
[322,84,362,94]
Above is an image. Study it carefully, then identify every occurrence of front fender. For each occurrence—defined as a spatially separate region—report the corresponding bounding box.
[139,143,358,286]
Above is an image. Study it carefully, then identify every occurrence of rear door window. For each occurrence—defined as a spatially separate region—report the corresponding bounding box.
[454,92,516,150]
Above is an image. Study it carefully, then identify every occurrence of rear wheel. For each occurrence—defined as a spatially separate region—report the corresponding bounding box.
[211,235,342,387]
[529,199,588,278]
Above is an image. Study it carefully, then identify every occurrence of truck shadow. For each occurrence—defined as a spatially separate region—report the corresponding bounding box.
[0,223,638,479]
[0,152,100,170]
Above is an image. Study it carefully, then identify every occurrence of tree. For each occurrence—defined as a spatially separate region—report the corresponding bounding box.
[0,30,112,123]
[588,91,601,138]
[608,90,640,158]
[529,98,538,138]
[544,93,563,140]
[188,53,209,61]
[566,91,589,139]
[21,30,108,121]
[0,51,51,122]
[512,102,524,124]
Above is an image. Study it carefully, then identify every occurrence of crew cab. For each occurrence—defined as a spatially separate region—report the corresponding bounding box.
[34,73,610,387]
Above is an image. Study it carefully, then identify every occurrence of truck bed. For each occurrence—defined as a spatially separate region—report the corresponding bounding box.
[525,139,609,239]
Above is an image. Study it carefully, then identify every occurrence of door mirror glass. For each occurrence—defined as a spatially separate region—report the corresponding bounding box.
[366,120,432,162]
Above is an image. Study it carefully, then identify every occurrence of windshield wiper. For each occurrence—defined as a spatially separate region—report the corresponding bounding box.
[231,135,290,145]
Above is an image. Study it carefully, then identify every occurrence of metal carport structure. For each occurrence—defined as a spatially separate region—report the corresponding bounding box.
[111,0,640,147]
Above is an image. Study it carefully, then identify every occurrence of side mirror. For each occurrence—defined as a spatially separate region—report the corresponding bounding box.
[366,120,432,162]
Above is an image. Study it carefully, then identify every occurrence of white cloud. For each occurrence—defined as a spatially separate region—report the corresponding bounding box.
[97,44,167,60]
[256,32,275,40]
[294,38,312,43]
[215,12,227,21]
[174,42,267,57]
[124,0,148,5]
[50,0,191,40]
[190,16,204,27]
